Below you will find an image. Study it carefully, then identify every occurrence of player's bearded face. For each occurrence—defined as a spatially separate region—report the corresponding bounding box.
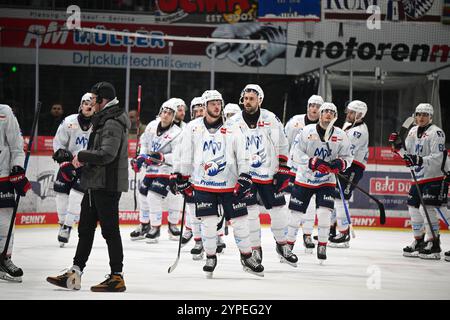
[176,106,186,122]
[320,109,335,127]
[345,110,356,123]
[193,106,205,119]
[243,92,259,114]
[206,100,222,119]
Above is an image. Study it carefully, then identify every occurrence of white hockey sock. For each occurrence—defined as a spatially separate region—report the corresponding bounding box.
[184,204,192,230]
[268,205,288,244]
[188,203,202,239]
[138,193,150,223]
[334,199,350,232]
[302,203,315,236]
[201,215,218,256]
[317,207,332,244]
[230,216,251,255]
[64,189,83,227]
[0,208,14,256]
[287,210,303,244]
[147,191,163,227]
[247,205,262,248]
[420,205,440,240]
[165,192,184,225]
[330,208,337,226]
[55,193,69,225]
[408,206,425,238]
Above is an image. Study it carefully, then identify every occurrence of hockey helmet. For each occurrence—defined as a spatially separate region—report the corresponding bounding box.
[190,96,205,118]
[346,100,367,118]
[224,103,241,119]
[202,90,224,108]
[240,84,264,106]
[307,95,324,107]
[415,103,433,116]
[319,102,338,117]
[78,92,93,112]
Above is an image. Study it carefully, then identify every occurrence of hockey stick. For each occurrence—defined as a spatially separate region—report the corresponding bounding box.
[324,117,356,238]
[133,85,142,211]
[1,101,42,259]
[435,207,449,228]
[168,195,187,273]
[395,117,437,239]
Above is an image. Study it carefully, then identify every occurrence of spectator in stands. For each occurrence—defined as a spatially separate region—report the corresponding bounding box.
[39,103,65,136]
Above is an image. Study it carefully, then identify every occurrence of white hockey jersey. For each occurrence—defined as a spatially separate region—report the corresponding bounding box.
[226,109,289,183]
[53,114,92,156]
[342,121,369,169]
[285,114,318,148]
[179,117,250,192]
[0,104,25,177]
[140,119,182,178]
[404,124,446,183]
[289,123,353,188]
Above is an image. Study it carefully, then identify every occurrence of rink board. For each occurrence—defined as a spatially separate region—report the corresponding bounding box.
[16,154,450,229]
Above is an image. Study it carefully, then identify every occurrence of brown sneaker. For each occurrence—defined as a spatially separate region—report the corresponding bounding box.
[90,273,126,292]
[46,266,82,290]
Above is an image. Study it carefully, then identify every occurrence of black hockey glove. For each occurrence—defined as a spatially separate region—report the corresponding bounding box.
[168,173,178,195]
[233,173,253,199]
[59,162,76,182]
[403,154,423,167]
[52,148,73,164]
[273,165,291,192]
[9,166,31,196]
[174,173,193,197]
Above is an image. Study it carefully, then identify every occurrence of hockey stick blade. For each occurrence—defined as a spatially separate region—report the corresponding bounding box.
[337,172,386,225]
[168,196,187,273]
[168,259,179,274]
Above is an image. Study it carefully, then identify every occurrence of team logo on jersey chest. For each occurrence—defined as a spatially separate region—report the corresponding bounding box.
[203,140,222,155]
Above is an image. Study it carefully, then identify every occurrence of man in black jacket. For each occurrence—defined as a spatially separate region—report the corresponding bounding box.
[47,82,131,292]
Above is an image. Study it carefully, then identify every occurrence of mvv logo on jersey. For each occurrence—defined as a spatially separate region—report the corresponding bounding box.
[75,136,88,148]
[203,140,222,155]
[314,147,332,159]
[246,135,263,150]
[31,171,55,199]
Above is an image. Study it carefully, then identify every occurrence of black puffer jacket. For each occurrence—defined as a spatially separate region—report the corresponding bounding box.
[78,99,131,192]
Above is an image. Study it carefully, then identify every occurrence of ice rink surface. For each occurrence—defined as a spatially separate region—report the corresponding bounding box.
[1,226,449,300]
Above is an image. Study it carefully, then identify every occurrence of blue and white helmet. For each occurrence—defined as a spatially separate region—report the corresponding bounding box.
[159,98,178,119]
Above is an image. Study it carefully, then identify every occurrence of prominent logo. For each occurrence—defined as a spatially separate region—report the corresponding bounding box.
[246,135,263,150]
[203,155,226,176]
[31,171,55,199]
[250,154,263,168]
[314,147,331,159]
[75,136,88,148]
[203,140,222,155]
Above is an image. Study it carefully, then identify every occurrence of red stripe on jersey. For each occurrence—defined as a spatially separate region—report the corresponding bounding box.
[145,174,171,179]
[252,178,273,184]
[353,160,366,170]
[416,176,446,185]
[294,181,336,188]
[193,185,234,193]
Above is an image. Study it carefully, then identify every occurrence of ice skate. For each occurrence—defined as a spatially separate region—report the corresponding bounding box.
[58,224,72,248]
[328,230,350,248]
[240,253,264,277]
[130,223,150,241]
[252,247,263,264]
[203,255,217,279]
[90,273,126,292]
[181,227,193,247]
[303,234,315,253]
[145,226,161,243]
[168,223,181,241]
[419,237,441,260]
[276,243,298,268]
[191,240,204,260]
[445,250,450,262]
[0,257,23,283]
[46,266,82,290]
[403,236,425,258]
[216,235,226,254]
[317,243,327,264]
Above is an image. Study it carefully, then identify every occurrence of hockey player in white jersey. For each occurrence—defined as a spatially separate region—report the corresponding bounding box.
[175,89,264,278]
[287,102,353,262]
[285,94,323,252]
[52,93,94,247]
[0,104,31,282]
[329,100,369,248]
[389,103,447,260]
[227,84,298,267]
[130,99,182,243]
[173,96,205,257]
[224,103,241,121]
